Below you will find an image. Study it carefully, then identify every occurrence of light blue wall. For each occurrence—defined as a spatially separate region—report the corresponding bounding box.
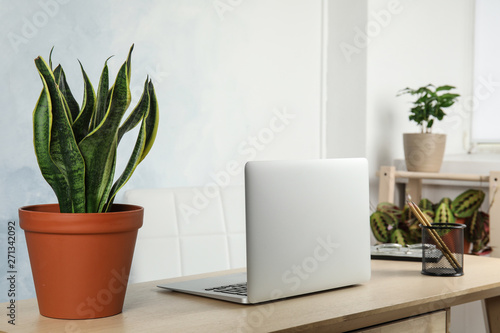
[0,0,323,301]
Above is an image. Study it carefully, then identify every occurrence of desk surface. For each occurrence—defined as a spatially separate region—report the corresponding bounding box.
[2,255,500,333]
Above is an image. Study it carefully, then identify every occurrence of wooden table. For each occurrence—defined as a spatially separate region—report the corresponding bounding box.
[2,255,500,332]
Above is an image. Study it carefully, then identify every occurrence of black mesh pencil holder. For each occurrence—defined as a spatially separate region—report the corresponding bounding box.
[421,223,466,277]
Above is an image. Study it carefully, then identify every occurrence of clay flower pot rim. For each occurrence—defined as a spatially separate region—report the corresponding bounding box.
[19,203,144,235]
[19,203,143,215]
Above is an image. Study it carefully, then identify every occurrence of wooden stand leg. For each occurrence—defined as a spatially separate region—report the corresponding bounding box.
[489,171,500,258]
[378,166,396,204]
[406,178,422,203]
[484,296,500,333]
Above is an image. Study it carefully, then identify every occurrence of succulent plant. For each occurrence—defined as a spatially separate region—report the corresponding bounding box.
[33,45,159,213]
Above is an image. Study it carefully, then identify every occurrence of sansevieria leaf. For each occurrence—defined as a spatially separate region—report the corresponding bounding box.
[104,78,159,211]
[104,103,149,211]
[34,56,86,213]
[32,83,72,211]
[33,45,159,213]
[141,80,159,162]
[53,65,80,123]
[72,61,96,143]
[78,59,131,213]
[117,79,150,144]
[91,56,112,131]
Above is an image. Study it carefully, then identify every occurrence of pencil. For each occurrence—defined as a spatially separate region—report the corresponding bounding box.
[406,199,461,270]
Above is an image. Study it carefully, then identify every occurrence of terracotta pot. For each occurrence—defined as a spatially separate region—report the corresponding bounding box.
[19,204,143,319]
[454,218,472,254]
[403,133,446,172]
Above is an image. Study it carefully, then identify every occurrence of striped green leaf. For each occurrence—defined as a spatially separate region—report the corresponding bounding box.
[32,83,73,211]
[78,58,131,213]
[34,56,86,213]
[98,139,117,212]
[91,57,112,131]
[104,104,149,212]
[117,79,150,143]
[72,61,96,143]
[140,80,159,162]
[53,65,79,123]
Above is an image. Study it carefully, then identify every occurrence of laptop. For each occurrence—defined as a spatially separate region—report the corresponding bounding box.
[158,158,371,304]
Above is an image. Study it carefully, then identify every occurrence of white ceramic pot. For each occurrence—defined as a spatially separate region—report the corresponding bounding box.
[403,133,446,172]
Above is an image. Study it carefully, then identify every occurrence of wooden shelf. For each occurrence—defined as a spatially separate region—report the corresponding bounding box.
[377,166,500,258]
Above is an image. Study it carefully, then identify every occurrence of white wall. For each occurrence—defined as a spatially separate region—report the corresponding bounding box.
[0,0,324,301]
[366,0,475,203]
[326,0,368,158]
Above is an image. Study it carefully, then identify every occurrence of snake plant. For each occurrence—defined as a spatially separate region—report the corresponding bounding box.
[32,45,159,213]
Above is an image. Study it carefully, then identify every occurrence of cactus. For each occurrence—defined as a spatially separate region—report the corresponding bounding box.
[451,189,485,218]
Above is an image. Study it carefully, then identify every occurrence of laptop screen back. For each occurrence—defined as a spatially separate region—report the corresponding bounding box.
[244,158,371,303]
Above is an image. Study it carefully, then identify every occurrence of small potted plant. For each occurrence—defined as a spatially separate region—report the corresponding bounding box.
[370,189,490,255]
[18,45,159,319]
[397,84,460,172]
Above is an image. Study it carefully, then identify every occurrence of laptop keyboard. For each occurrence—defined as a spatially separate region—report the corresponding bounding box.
[205,283,247,296]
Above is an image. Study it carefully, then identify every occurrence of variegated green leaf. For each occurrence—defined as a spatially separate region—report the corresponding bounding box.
[105,79,159,211]
[91,57,112,131]
[126,44,134,84]
[78,58,131,213]
[140,79,159,162]
[72,61,96,143]
[34,56,86,213]
[105,109,148,212]
[32,84,73,211]
[117,79,150,143]
[53,65,80,123]
[49,46,54,70]
[98,139,117,212]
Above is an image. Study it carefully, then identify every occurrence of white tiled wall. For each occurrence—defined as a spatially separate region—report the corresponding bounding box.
[123,186,246,283]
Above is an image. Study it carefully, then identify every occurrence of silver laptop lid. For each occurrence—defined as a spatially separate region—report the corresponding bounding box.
[244,158,371,303]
